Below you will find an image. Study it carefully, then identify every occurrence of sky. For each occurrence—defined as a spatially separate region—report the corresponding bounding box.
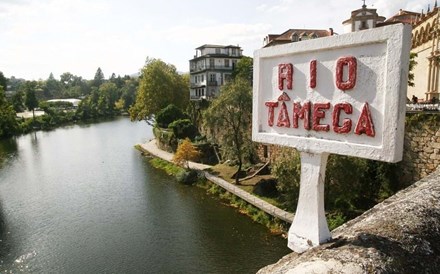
[0,0,434,80]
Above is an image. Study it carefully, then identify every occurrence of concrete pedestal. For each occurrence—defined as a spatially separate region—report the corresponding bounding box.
[287,152,332,253]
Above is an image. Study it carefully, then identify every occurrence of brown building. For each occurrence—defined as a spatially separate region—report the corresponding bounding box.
[263,28,333,48]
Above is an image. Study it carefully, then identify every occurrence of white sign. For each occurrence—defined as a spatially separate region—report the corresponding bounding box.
[252,24,412,253]
[253,24,412,163]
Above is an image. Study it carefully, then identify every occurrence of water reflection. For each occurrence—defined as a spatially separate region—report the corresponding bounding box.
[0,138,18,168]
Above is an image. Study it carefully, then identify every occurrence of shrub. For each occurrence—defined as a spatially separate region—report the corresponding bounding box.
[176,169,199,185]
[155,104,188,128]
[172,138,200,168]
[168,119,198,140]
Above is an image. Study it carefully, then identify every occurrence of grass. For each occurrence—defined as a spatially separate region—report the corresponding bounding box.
[149,158,184,176]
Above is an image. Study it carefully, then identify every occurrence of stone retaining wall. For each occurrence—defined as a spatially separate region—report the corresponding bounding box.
[401,112,440,183]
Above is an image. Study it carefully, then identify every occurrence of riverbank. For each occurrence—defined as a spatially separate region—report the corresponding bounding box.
[137,139,294,229]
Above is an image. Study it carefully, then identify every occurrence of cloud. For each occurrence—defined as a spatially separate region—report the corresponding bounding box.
[256,0,294,13]
[156,22,272,47]
[374,0,432,17]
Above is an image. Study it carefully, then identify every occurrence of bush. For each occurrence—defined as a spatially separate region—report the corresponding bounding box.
[168,119,198,140]
[327,210,346,231]
[176,169,199,185]
[155,104,188,128]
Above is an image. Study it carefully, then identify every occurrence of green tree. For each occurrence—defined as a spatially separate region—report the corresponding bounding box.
[0,86,18,138]
[408,52,418,87]
[97,82,119,115]
[203,77,253,184]
[129,58,188,122]
[43,72,61,99]
[119,77,138,110]
[271,147,301,211]
[93,67,105,88]
[0,71,7,91]
[24,81,39,120]
[231,56,253,83]
[11,91,25,112]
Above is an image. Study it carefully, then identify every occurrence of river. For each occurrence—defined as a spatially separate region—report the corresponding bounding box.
[0,117,289,273]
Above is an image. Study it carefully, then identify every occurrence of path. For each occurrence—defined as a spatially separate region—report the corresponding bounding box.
[139,139,294,223]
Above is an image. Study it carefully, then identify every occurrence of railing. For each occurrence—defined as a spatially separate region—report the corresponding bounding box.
[204,172,294,223]
[191,65,233,73]
[190,95,207,101]
[207,80,218,86]
[406,103,440,111]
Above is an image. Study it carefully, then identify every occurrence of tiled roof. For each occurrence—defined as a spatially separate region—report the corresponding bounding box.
[264,28,332,47]
[196,44,241,49]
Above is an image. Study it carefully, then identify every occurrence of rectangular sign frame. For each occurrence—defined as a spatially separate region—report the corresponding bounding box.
[252,24,412,163]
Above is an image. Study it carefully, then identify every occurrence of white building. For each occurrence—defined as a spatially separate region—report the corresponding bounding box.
[189,44,242,101]
[342,2,385,33]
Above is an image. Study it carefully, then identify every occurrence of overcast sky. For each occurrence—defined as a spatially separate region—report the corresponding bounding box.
[0,0,434,80]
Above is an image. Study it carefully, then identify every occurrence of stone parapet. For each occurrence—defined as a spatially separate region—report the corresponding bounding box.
[258,166,440,273]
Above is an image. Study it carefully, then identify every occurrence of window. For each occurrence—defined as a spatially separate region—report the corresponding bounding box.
[210,74,216,82]
[225,59,230,67]
[201,74,204,82]
[215,48,220,54]
[232,48,237,56]
[361,21,368,29]
[209,58,215,68]
[291,33,298,42]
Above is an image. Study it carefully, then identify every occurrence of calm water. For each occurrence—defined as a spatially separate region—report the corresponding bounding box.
[0,117,289,273]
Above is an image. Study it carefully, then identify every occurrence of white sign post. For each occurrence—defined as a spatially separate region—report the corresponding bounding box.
[252,24,412,253]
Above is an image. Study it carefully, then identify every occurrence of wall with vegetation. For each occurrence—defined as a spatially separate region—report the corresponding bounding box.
[401,112,440,183]
[257,112,440,185]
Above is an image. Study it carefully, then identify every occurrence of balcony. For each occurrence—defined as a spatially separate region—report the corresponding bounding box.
[207,80,218,86]
[190,65,233,73]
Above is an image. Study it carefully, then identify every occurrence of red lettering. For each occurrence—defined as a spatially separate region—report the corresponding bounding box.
[293,101,311,130]
[355,102,375,137]
[278,63,293,90]
[310,60,317,89]
[336,56,357,91]
[277,92,291,101]
[265,101,278,127]
[333,103,353,134]
[312,103,330,132]
[277,102,290,127]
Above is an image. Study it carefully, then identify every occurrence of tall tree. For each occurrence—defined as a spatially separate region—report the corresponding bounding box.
[231,56,253,84]
[0,71,7,91]
[44,72,61,99]
[408,52,418,87]
[203,77,253,184]
[0,86,18,138]
[129,58,188,122]
[24,81,39,121]
[93,67,105,88]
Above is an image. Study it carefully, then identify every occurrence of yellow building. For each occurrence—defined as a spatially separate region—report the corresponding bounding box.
[408,6,440,102]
